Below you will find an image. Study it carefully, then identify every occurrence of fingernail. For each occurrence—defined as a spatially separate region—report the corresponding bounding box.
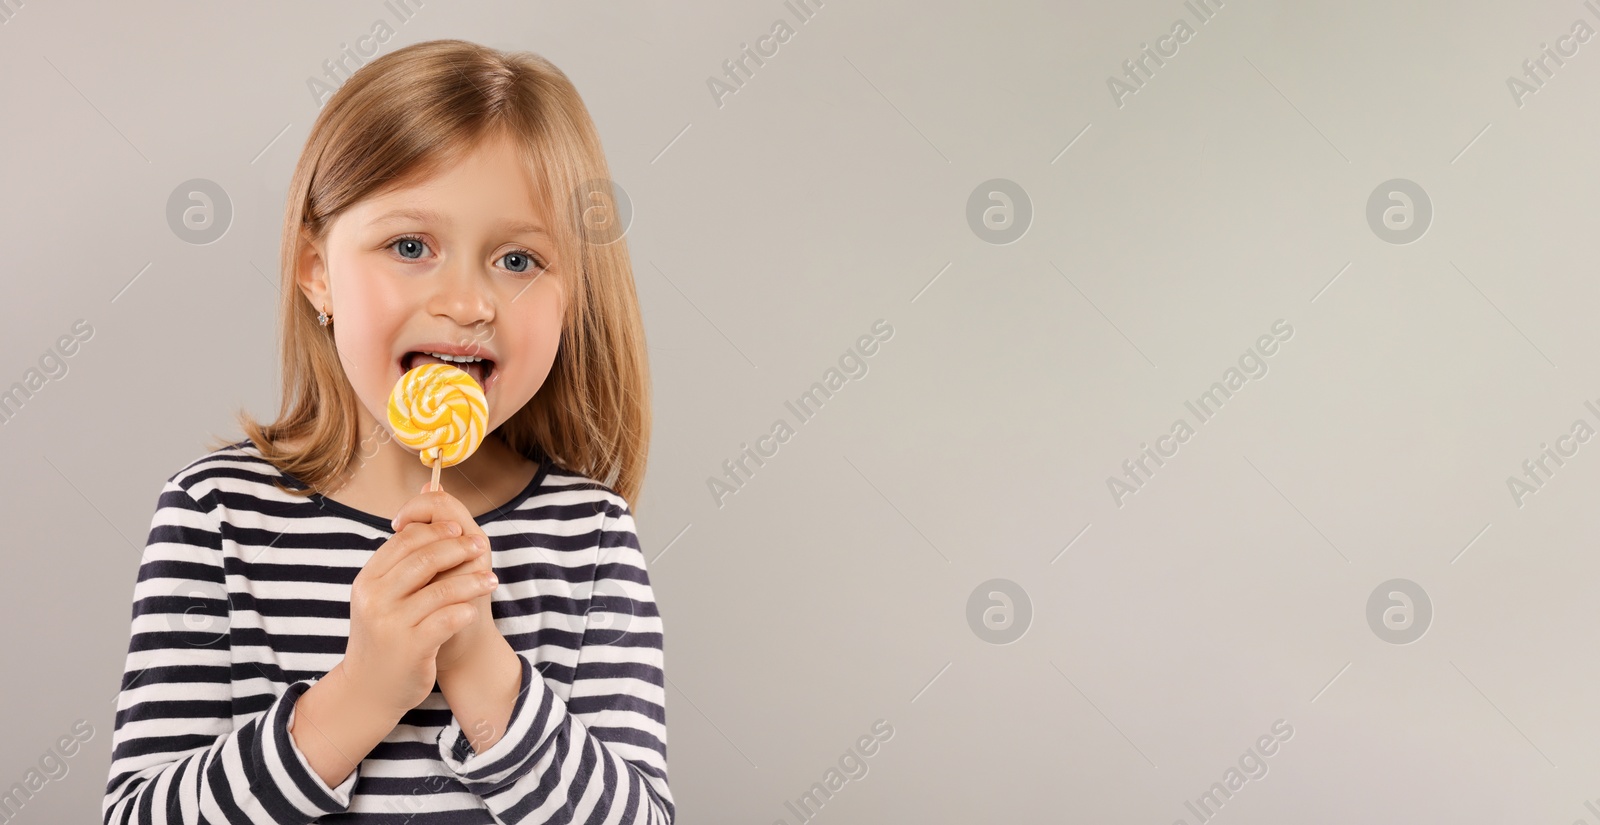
[472,535,488,549]
[484,573,498,587]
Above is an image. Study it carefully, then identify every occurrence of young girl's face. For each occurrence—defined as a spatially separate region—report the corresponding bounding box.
[298,131,565,439]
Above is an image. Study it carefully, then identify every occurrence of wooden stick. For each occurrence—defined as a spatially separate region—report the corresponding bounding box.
[430,453,442,492]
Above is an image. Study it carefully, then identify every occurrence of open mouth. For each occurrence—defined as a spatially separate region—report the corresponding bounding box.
[401,351,497,393]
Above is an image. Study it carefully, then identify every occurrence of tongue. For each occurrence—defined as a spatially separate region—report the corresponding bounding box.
[411,353,486,386]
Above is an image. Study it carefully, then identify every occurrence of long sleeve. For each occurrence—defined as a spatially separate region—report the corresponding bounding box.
[103,479,360,824]
[432,494,674,824]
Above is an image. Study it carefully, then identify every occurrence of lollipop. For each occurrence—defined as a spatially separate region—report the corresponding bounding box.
[387,362,488,491]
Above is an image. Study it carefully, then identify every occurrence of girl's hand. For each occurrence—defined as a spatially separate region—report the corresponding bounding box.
[392,485,497,673]
[340,519,499,718]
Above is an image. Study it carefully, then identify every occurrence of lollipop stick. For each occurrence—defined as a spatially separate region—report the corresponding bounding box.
[430,454,442,493]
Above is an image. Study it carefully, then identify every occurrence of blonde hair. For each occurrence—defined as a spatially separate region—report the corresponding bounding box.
[212,39,651,511]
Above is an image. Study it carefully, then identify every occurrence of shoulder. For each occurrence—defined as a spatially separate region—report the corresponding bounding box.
[534,458,632,524]
[160,438,292,513]
[529,462,651,578]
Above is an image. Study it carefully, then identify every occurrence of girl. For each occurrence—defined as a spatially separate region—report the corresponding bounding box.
[103,39,672,824]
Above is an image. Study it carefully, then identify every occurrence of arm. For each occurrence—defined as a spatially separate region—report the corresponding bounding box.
[102,479,375,824]
[433,494,674,824]
[290,661,407,789]
[433,631,522,756]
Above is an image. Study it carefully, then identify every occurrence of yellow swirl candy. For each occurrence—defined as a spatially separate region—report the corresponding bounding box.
[386,363,488,470]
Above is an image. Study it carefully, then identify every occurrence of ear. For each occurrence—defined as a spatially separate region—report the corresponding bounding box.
[294,228,331,312]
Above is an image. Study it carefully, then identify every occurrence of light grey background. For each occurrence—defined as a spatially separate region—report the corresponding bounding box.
[4,0,1599,822]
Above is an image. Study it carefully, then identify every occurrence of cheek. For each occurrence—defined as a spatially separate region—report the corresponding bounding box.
[515,278,563,336]
[331,264,410,398]
[506,301,563,383]
[513,322,560,375]
[338,269,406,345]
[534,292,565,352]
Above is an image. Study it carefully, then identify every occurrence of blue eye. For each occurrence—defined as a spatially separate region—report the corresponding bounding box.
[499,249,548,276]
[502,251,539,274]
[388,234,548,277]
[392,235,427,260]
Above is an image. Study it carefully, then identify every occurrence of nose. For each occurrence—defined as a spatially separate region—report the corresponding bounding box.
[426,255,495,330]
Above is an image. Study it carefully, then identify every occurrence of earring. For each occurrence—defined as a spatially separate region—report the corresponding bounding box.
[318,305,332,327]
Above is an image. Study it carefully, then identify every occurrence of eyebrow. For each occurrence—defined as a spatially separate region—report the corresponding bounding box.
[371,207,549,238]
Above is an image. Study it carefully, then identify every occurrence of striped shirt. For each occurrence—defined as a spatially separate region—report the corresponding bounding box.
[103,439,673,824]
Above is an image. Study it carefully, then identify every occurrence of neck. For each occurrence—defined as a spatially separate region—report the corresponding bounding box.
[329,410,523,505]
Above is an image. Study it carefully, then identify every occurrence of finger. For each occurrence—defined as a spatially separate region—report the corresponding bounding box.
[403,568,499,629]
[429,546,493,583]
[415,601,480,649]
[384,534,490,603]
[391,489,483,542]
[390,488,470,532]
[364,520,462,580]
